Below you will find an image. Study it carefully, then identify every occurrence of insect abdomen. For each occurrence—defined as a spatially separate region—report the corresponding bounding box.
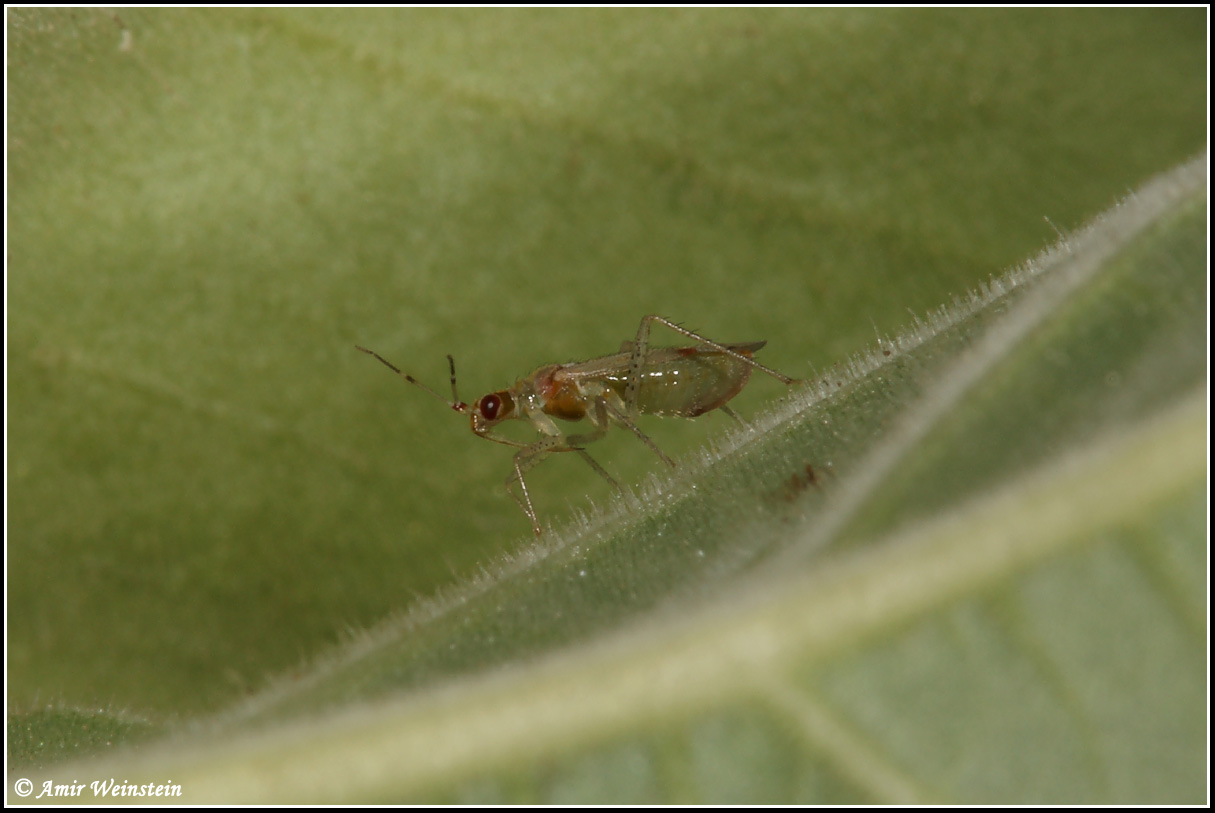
[609,351,756,417]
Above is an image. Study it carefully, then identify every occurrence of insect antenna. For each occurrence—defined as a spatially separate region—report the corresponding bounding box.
[355,345,469,413]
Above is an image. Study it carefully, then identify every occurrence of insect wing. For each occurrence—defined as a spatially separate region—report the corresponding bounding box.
[556,342,767,418]
[554,341,766,383]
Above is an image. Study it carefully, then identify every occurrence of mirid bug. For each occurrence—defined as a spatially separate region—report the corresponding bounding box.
[357,315,797,535]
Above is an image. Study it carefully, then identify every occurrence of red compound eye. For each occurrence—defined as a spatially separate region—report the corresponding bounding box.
[479,394,501,421]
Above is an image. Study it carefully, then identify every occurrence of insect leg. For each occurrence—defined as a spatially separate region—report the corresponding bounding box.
[719,405,748,427]
[505,435,567,536]
[506,445,622,534]
[563,397,625,490]
[575,450,622,492]
[507,456,543,536]
[624,323,651,421]
[636,314,797,386]
[600,395,676,468]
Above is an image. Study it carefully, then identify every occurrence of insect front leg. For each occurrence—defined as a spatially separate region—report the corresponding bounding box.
[505,434,571,536]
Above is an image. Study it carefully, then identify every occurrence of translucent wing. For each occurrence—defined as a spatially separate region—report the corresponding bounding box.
[554,341,766,383]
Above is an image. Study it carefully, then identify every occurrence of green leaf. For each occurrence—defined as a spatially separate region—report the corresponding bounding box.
[6,9,1206,802]
[12,155,1206,805]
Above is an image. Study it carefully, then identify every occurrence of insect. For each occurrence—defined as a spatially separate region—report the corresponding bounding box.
[357,315,797,535]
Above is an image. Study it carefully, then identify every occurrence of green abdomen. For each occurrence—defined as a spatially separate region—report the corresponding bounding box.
[604,353,754,418]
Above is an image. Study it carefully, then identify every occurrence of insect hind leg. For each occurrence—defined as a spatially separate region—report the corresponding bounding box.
[627,316,797,410]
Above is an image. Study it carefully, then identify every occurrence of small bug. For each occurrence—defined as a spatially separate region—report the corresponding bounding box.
[357,315,797,535]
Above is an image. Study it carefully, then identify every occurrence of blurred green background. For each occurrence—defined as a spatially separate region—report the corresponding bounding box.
[7,8,1205,720]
